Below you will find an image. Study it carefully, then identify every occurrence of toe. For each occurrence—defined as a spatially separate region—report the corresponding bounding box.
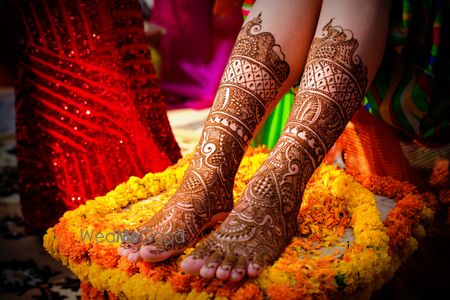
[229,256,247,282]
[139,245,173,263]
[247,254,269,277]
[118,245,131,256]
[127,251,142,263]
[119,242,140,258]
[199,262,219,279]
[199,252,223,279]
[181,255,208,275]
[247,262,263,277]
[230,268,246,281]
[216,264,232,280]
[215,254,237,280]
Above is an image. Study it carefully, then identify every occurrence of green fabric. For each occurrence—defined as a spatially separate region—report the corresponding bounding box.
[251,89,295,149]
[249,0,449,146]
[363,0,449,140]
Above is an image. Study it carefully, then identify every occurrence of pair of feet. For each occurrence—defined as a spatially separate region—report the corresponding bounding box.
[118,146,304,282]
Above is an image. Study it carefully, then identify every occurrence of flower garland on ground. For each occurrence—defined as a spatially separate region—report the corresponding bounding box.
[44,147,434,299]
[348,170,436,293]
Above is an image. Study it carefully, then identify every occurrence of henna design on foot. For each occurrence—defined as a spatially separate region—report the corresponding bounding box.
[119,13,290,262]
[182,19,368,280]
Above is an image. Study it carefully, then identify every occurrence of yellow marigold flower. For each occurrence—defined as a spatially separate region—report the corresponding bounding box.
[420,206,434,224]
[257,266,294,290]
[412,224,426,239]
[43,147,434,299]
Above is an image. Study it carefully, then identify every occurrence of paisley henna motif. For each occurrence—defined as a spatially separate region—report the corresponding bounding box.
[188,20,368,276]
[120,14,290,259]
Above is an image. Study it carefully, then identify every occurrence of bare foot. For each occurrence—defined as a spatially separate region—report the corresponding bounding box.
[117,13,295,264]
[181,19,369,280]
[181,142,313,280]
[119,14,291,264]
[118,141,235,262]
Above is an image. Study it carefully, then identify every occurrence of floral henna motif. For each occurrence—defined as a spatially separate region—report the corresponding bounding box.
[286,19,368,167]
[188,144,311,265]
[120,14,290,261]
[185,20,368,279]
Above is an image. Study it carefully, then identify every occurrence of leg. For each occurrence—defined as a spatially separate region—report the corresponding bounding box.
[119,0,322,263]
[182,0,391,281]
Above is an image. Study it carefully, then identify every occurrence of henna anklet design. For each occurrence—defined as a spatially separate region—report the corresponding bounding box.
[182,20,368,281]
[119,13,290,263]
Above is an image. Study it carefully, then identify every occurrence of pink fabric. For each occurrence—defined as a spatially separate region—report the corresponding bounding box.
[151,0,242,109]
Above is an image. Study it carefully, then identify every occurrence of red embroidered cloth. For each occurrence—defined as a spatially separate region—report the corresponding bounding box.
[12,0,181,234]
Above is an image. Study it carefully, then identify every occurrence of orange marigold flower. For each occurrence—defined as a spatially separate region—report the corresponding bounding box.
[267,284,305,300]
[107,291,120,300]
[137,262,166,282]
[166,271,192,293]
[232,283,264,300]
[88,244,119,268]
[80,281,104,300]
[43,149,433,299]
[204,278,240,298]
[117,256,139,276]
[423,192,438,210]
[54,219,87,263]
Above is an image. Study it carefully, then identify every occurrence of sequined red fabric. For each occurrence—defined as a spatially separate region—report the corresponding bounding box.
[13,0,181,234]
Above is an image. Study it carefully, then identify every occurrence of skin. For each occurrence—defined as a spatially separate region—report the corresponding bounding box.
[120,0,391,281]
[119,0,321,263]
[182,18,369,280]
[119,13,293,263]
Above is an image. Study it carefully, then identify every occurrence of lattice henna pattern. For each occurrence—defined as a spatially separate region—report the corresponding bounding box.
[119,14,290,260]
[185,20,368,279]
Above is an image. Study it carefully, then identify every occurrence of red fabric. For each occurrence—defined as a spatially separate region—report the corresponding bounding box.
[13,0,181,234]
[340,108,448,192]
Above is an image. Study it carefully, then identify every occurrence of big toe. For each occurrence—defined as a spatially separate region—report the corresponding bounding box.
[181,255,208,274]
[139,245,175,263]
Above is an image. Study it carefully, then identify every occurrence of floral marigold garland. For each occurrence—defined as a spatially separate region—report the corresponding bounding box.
[43,147,434,299]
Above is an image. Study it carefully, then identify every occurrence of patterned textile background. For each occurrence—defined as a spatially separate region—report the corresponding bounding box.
[0,86,207,299]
